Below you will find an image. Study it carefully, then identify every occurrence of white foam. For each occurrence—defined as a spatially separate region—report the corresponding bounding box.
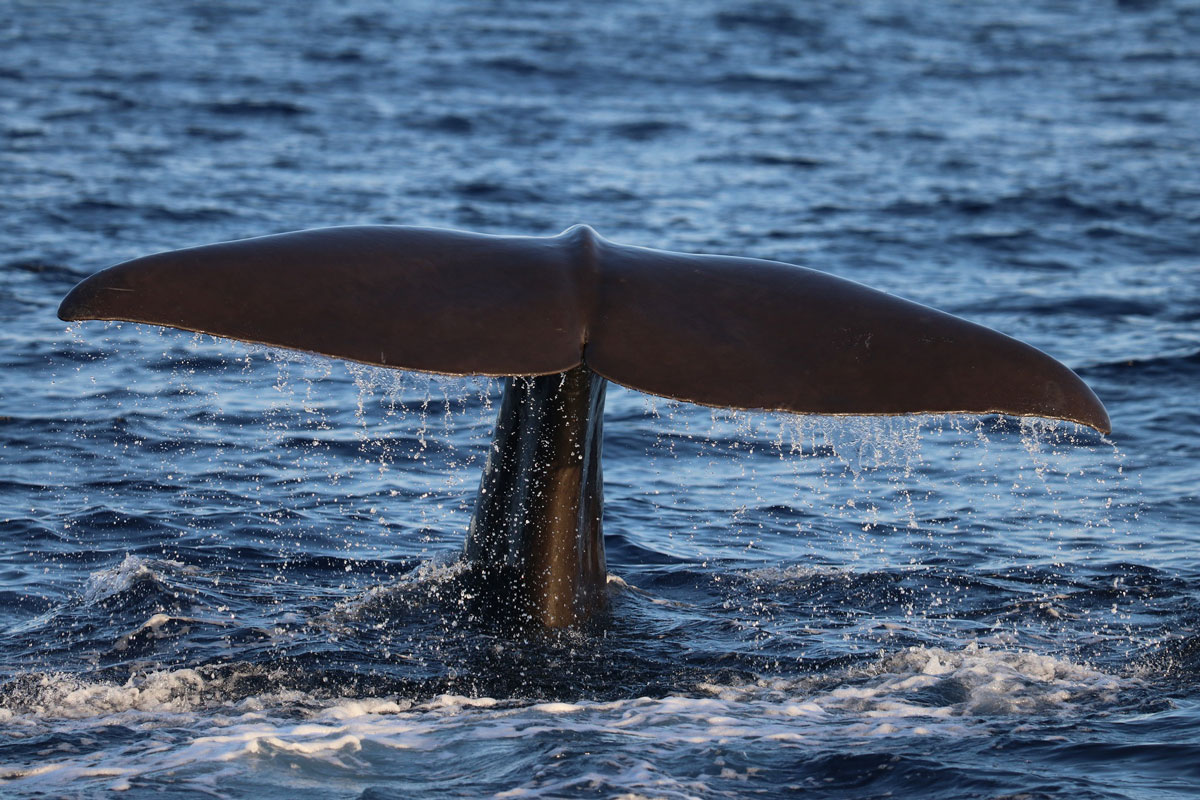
[0,643,1124,796]
[7,669,209,719]
[531,702,582,714]
[81,554,187,603]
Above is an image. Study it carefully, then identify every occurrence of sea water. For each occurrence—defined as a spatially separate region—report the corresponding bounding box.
[1,1,1198,796]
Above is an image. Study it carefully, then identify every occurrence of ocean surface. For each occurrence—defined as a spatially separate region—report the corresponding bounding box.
[2,1,1199,797]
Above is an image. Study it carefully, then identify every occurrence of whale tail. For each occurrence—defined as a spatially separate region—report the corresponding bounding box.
[58,224,1109,432]
[59,224,1109,627]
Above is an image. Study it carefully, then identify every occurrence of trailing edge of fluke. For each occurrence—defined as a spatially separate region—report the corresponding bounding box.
[58,224,1110,433]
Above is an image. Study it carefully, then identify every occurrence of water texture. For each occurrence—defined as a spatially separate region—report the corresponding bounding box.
[1,1,1198,797]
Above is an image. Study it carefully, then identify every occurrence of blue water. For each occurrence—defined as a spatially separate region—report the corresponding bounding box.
[2,0,1199,796]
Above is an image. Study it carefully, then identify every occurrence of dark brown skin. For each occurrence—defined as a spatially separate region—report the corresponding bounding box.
[464,365,607,628]
[57,224,1110,432]
[58,224,1110,627]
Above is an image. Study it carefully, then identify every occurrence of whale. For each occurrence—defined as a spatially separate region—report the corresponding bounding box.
[58,224,1109,627]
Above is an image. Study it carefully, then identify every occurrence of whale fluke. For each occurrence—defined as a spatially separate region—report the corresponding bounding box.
[58,224,1109,433]
[59,224,1110,627]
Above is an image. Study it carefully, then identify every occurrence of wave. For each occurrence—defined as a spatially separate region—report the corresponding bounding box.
[0,644,1130,795]
[883,191,1164,223]
[714,9,824,37]
[957,294,1165,318]
[202,99,310,117]
[1081,350,1200,379]
[608,119,685,141]
[453,180,550,204]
